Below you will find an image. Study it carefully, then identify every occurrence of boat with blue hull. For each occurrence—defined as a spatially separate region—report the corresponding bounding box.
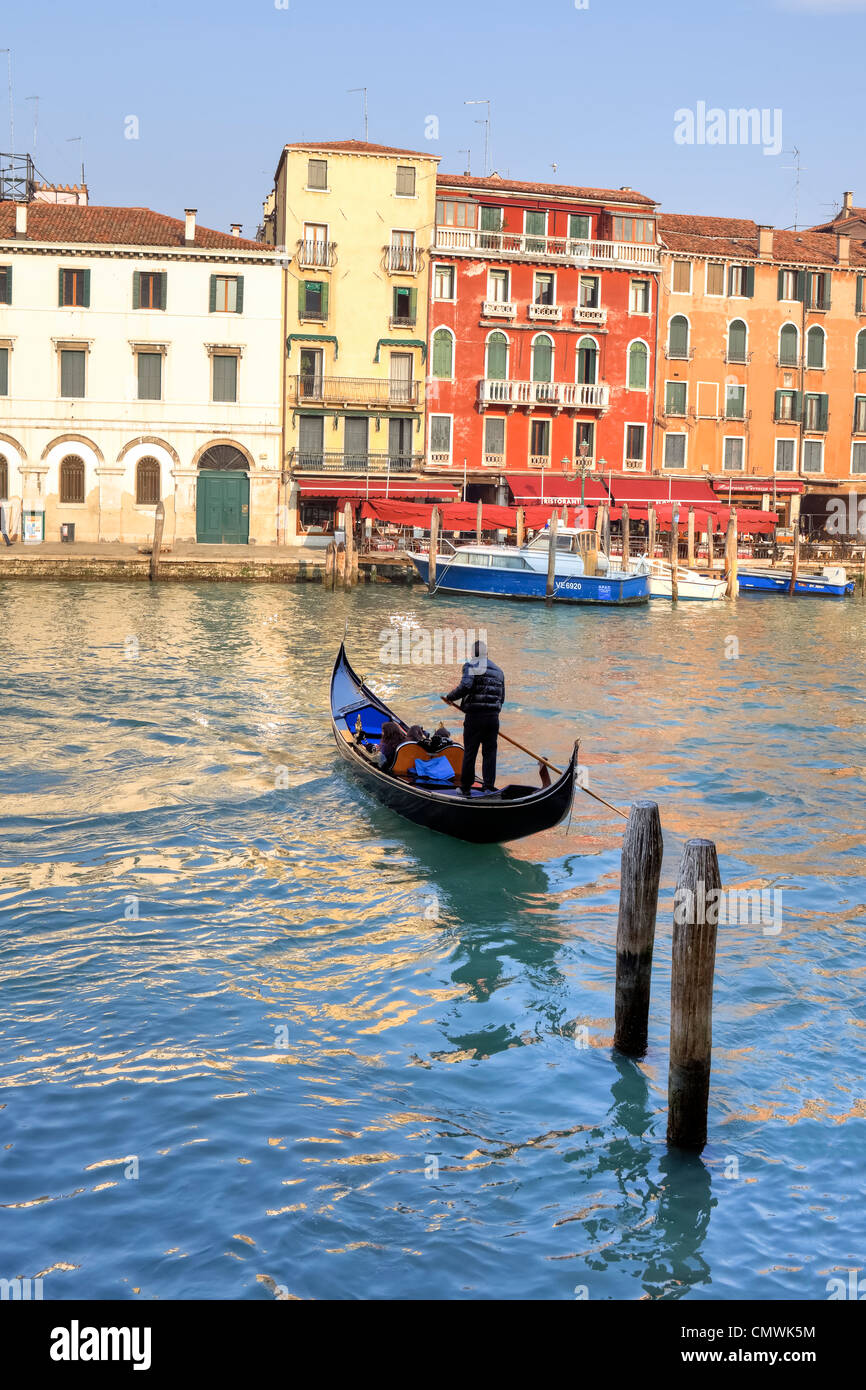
[737,564,854,597]
[409,528,649,606]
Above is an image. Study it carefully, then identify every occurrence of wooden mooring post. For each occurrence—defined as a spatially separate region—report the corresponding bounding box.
[428,506,440,594]
[149,500,165,582]
[725,508,738,598]
[516,506,526,549]
[546,509,559,604]
[670,506,680,603]
[788,524,800,596]
[667,838,721,1151]
[648,504,657,559]
[476,497,483,544]
[323,540,336,590]
[343,503,356,587]
[622,502,630,570]
[614,800,663,1057]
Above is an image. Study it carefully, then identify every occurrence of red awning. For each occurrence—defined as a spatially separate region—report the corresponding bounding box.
[359,500,568,529]
[296,481,461,499]
[716,506,777,535]
[505,472,609,504]
[607,476,717,506]
[711,478,804,495]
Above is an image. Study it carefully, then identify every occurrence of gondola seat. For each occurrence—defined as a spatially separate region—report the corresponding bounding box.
[390,742,463,778]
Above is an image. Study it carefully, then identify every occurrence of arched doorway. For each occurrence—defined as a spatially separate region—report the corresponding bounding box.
[196,444,250,544]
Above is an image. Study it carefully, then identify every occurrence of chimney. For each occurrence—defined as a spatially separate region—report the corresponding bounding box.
[758,224,774,260]
[230,223,242,238]
[837,232,851,267]
[184,208,197,244]
[15,203,27,238]
[843,190,854,216]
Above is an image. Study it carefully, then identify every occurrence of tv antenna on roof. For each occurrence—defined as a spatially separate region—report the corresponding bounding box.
[26,95,38,150]
[347,87,368,143]
[67,135,85,186]
[782,146,806,231]
[465,99,491,175]
[458,148,471,176]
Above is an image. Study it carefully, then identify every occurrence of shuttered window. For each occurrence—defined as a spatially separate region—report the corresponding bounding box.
[663,435,686,469]
[568,213,590,240]
[628,341,648,389]
[524,211,546,251]
[210,275,244,313]
[857,330,866,370]
[802,440,824,472]
[727,319,747,361]
[212,354,238,402]
[484,417,505,458]
[806,326,825,369]
[530,419,550,459]
[60,349,86,398]
[433,264,455,299]
[480,205,503,232]
[853,443,866,474]
[723,438,744,471]
[779,323,798,365]
[307,159,328,190]
[531,335,553,383]
[668,315,689,357]
[429,415,451,455]
[803,392,829,431]
[577,338,598,385]
[395,165,416,196]
[136,457,161,505]
[853,396,866,433]
[431,328,453,378]
[808,272,831,311]
[485,332,507,380]
[59,268,90,307]
[137,352,162,401]
[665,380,687,415]
[777,269,805,302]
[59,455,85,502]
[775,389,801,421]
[857,276,865,314]
[0,265,11,304]
[0,347,7,396]
[672,260,691,293]
[134,271,167,310]
[705,262,725,295]
[725,385,746,419]
[626,425,645,463]
[299,280,328,318]
[728,265,755,297]
[392,286,417,323]
[775,440,796,473]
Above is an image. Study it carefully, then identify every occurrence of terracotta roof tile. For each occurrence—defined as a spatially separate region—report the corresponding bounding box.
[660,213,866,267]
[289,138,436,159]
[436,172,656,207]
[0,201,271,251]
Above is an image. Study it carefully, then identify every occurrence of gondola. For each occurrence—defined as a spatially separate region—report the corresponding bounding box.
[330,644,578,844]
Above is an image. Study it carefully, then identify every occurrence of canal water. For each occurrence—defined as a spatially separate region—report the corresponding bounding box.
[0,579,863,1301]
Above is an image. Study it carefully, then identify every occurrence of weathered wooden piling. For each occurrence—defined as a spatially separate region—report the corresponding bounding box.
[667,838,721,1151]
[614,800,664,1057]
[323,540,336,590]
[724,509,738,597]
[343,503,356,587]
[788,524,800,596]
[476,497,483,543]
[648,504,657,559]
[335,541,347,588]
[622,502,630,570]
[670,506,680,603]
[706,524,714,573]
[428,506,440,594]
[687,507,695,569]
[516,507,525,549]
[546,509,559,603]
[149,500,165,582]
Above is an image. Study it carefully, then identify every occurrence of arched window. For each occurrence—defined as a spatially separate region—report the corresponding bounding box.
[59,455,85,504]
[576,336,598,385]
[806,325,825,369]
[668,314,689,358]
[136,456,161,506]
[727,319,747,363]
[0,454,8,499]
[779,322,799,366]
[531,334,553,383]
[485,331,508,380]
[431,327,453,378]
[627,340,648,389]
[857,329,866,371]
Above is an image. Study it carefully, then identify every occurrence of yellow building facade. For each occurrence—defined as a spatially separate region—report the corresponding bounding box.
[265,139,440,543]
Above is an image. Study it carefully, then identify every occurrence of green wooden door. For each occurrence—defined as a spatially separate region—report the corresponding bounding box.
[196,470,250,544]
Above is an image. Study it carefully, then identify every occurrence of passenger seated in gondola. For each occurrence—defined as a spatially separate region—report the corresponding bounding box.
[377,720,406,770]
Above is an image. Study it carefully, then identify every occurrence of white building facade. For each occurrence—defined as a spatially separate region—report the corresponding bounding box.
[0,201,282,545]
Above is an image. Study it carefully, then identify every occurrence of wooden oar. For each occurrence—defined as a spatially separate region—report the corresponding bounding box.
[440,698,629,820]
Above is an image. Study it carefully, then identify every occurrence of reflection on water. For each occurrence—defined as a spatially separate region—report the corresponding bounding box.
[0,580,863,1300]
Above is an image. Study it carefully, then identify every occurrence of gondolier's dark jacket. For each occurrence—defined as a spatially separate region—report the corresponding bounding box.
[445,658,505,714]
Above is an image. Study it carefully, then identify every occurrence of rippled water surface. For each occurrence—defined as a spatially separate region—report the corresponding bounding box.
[0,579,864,1300]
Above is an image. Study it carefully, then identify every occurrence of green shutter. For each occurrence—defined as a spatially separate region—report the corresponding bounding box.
[58,268,65,306]
[486,333,507,380]
[777,269,785,300]
[432,329,452,377]
[159,272,167,311]
[82,269,91,308]
[133,271,141,309]
[209,275,217,313]
[743,266,755,297]
[822,273,831,310]
[793,390,803,420]
[408,287,417,322]
[1,265,11,305]
[857,276,864,314]
[795,270,806,303]
[532,336,553,382]
[235,276,244,313]
[298,280,307,315]
[858,330,866,370]
[818,393,829,431]
[0,346,8,395]
[774,389,783,420]
[480,205,502,232]
[320,281,329,318]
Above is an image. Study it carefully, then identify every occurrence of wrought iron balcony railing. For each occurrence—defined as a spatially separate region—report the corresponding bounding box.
[296,238,337,269]
[289,450,425,474]
[290,374,420,408]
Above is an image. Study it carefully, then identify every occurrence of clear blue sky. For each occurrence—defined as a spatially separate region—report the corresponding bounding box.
[3,0,864,236]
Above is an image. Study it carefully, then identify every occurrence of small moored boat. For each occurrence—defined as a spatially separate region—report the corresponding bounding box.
[737,564,854,597]
[630,555,727,601]
[330,644,578,844]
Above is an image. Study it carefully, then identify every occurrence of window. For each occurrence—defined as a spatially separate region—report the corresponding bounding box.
[803,392,828,432]
[429,415,452,459]
[857,329,866,370]
[579,275,599,308]
[853,443,866,474]
[212,353,238,402]
[668,315,690,358]
[60,349,86,398]
[298,347,324,397]
[777,268,803,302]
[395,165,416,197]
[524,210,547,252]
[531,334,553,383]
[137,351,162,401]
[432,327,453,378]
[568,213,590,240]
[672,260,692,293]
[806,325,825,369]
[436,199,477,228]
[0,265,12,304]
[59,268,90,307]
[301,223,330,266]
[575,421,595,459]
[307,158,328,190]
[488,269,509,302]
[665,380,687,415]
[392,286,417,325]
[728,265,755,297]
[59,455,85,503]
[534,273,555,305]
[136,456,161,505]
[299,279,328,319]
[663,434,687,469]
[779,323,799,366]
[485,331,508,380]
[630,279,650,313]
[434,264,455,300]
[209,275,243,313]
[480,205,503,234]
[855,396,866,433]
[530,418,550,462]
[613,216,655,243]
[484,416,505,462]
[389,230,416,271]
[705,262,725,296]
[775,439,796,473]
[727,319,747,362]
[807,272,831,311]
[625,424,646,464]
[723,438,744,471]
[627,341,648,390]
[300,501,332,531]
[0,346,7,396]
[134,271,166,310]
[802,440,824,473]
[725,384,746,419]
[576,337,598,385]
[775,389,800,422]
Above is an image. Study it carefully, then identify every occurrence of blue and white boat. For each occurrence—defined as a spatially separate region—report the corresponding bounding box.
[737,564,854,597]
[409,528,649,606]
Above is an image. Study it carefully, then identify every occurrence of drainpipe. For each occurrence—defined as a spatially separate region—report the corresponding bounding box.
[279,250,288,545]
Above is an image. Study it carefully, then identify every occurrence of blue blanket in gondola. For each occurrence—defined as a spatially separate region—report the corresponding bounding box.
[413,756,455,782]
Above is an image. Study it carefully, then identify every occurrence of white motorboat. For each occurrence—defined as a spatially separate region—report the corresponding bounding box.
[630,554,727,601]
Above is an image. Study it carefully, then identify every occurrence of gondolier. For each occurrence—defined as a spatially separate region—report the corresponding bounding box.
[443,640,505,795]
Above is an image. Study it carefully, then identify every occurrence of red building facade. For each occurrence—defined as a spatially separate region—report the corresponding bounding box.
[426,173,661,503]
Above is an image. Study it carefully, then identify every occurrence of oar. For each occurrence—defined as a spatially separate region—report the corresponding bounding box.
[440,698,629,820]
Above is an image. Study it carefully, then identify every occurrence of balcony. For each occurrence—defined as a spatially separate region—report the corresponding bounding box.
[483,451,505,467]
[478,379,610,410]
[573,305,608,327]
[528,303,563,322]
[388,314,417,330]
[623,459,647,471]
[384,245,424,274]
[482,300,516,319]
[289,450,425,474]
[433,227,661,270]
[296,238,337,270]
[290,374,421,409]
